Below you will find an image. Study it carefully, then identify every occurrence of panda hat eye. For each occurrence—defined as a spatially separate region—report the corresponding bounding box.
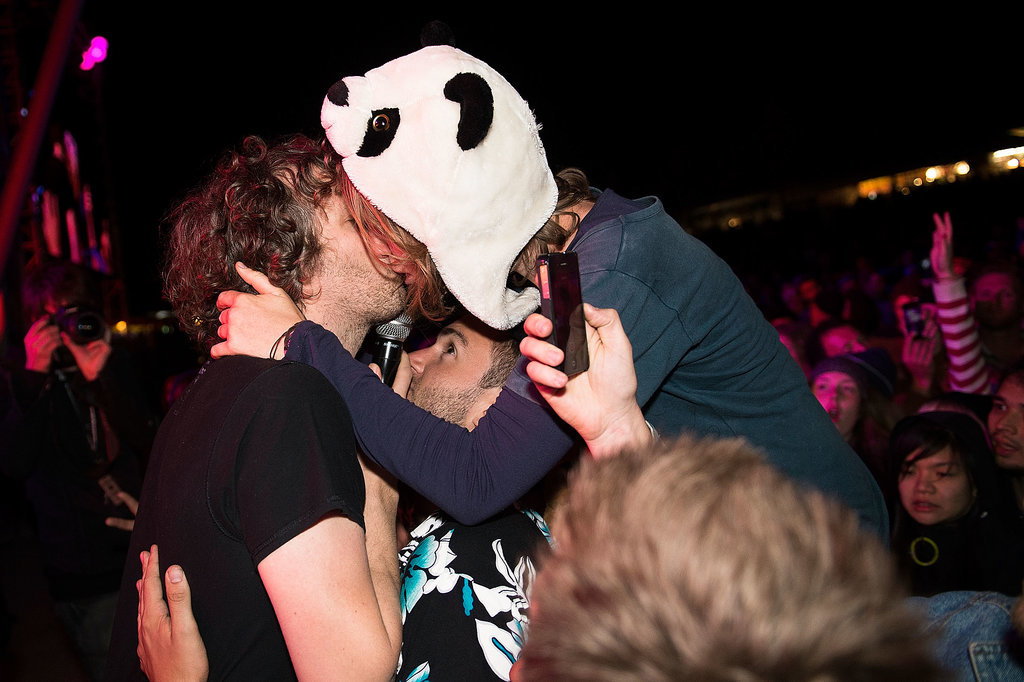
[357,107,401,157]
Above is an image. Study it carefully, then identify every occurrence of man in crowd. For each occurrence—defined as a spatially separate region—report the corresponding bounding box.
[135,311,556,681]
[394,313,554,680]
[0,259,156,680]
[104,134,404,680]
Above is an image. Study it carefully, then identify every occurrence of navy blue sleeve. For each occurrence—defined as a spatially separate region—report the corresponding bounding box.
[285,321,576,525]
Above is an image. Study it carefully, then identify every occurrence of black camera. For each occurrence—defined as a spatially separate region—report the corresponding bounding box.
[52,304,108,345]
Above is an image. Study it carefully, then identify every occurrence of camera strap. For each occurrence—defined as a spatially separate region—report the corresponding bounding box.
[55,374,117,466]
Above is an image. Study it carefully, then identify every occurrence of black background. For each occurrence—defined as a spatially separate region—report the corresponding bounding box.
[17,4,1023,315]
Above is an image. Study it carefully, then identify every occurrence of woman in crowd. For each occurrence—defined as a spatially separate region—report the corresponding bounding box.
[888,410,1022,596]
[811,348,904,508]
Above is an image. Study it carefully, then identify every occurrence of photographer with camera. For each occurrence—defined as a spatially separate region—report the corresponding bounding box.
[0,259,157,680]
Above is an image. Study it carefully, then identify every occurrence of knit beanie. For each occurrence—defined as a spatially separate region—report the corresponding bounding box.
[810,347,897,398]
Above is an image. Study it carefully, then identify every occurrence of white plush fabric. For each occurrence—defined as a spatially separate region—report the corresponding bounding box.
[321,45,557,329]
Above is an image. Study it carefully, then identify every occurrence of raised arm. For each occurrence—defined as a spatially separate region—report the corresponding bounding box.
[213,265,576,525]
[285,321,574,524]
[929,211,999,394]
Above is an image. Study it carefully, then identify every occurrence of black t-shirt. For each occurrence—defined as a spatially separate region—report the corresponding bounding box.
[105,357,365,680]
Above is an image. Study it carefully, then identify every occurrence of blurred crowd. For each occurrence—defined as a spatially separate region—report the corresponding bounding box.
[742,205,1024,599]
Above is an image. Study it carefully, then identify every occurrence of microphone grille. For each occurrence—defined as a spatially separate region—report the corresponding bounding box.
[375,313,413,341]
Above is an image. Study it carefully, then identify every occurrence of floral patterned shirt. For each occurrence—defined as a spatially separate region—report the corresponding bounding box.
[397,506,553,681]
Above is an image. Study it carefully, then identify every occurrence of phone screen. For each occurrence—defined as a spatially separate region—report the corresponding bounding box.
[902,301,925,337]
[537,251,589,376]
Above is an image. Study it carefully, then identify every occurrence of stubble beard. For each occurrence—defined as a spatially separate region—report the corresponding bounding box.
[317,252,408,351]
[321,283,406,351]
[407,381,481,428]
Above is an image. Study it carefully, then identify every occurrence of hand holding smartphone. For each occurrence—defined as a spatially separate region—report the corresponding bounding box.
[537,251,589,376]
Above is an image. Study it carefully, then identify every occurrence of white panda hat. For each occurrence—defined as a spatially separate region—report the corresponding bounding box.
[321,44,557,330]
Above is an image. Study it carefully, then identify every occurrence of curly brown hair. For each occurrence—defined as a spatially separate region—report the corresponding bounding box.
[162,134,337,350]
[164,134,457,351]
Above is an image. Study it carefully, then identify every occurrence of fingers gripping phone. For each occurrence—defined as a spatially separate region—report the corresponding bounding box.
[537,251,589,376]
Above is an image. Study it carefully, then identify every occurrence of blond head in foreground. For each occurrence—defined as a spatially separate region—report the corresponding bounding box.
[516,435,942,681]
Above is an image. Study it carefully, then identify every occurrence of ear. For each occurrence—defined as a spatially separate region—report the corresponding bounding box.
[443,72,493,151]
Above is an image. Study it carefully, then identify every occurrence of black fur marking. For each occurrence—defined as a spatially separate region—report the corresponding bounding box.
[326,79,349,107]
[443,73,493,151]
[357,108,401,158]
[420,20,456,48]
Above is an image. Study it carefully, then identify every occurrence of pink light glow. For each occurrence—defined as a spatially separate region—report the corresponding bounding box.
[79,36,108,71]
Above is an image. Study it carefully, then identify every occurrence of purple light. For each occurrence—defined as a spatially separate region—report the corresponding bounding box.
[89,37,108,59]
[79,36,108,71]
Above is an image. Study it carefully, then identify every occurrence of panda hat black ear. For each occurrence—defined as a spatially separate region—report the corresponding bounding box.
[320,43,557,330]
[420,21,493,151]
[419,20,457,48]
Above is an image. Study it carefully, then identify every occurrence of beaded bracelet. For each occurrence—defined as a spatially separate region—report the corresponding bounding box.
[269,321,302,359]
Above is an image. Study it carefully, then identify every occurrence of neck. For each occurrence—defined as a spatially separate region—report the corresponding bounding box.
[334,325,372,356]
[305,308,372,354]
[1012,476,1024,512]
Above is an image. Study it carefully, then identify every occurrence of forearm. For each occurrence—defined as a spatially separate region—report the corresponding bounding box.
[932,277,997,394]
[286,322,575,524]
[361,473,402,666]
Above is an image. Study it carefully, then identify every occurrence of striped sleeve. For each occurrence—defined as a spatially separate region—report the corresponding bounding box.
[932,277,999,394]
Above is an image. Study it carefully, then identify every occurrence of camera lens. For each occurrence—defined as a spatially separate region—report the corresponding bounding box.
[54,305,107,344]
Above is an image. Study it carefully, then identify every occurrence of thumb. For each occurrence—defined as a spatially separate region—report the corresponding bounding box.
[583,303,619,331]
[235,261,283,295]
[164,564,197,624]
[392,352,412,397]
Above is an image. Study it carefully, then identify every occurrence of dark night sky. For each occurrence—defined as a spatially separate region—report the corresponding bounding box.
[27,4,1023,315]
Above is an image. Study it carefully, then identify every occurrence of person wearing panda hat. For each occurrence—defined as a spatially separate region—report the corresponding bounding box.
[212,38,888,539]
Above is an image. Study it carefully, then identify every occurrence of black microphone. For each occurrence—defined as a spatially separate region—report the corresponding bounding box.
[372,313,412,386]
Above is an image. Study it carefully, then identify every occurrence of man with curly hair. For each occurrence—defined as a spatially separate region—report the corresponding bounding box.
[104,134,405,680]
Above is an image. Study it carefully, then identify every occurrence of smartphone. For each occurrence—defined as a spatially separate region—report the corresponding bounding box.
[97,473,124,506]
[902,300,925,337]
[537,251,589,376]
